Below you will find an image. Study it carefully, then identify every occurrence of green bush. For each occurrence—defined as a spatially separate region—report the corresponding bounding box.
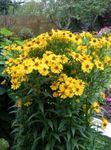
[18,27,34,40]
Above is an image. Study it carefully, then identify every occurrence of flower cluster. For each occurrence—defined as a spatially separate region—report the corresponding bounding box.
[3,30,111,129]
[51,73,85,99]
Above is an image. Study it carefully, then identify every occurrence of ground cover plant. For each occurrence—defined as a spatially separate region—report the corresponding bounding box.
[3,29,111,150]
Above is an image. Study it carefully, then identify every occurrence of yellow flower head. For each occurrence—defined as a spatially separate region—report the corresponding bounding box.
[81,60,94,73]
[94,60,104,70]
[17,100,22,108]
[92,101,100,113]
[101,118,108,129]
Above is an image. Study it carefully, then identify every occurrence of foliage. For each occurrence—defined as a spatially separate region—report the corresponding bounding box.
[0,0,12,15]
[91,132,111,150]
[3,29,111,149]
[40,0,111,31]
[12,0,43,16]
[18,27,34,40]
[0,138,9,150]
[0,28,22,146]
[0,0,24,15]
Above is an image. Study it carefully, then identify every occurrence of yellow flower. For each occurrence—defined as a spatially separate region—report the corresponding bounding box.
[23,58,34,74]
[69,51,81,61]
[11,79,21,90]
[90,38,101,48]
[94,60,104,70]
[100,92,106,99]
[59,83,68,92]
[17,100,22,108]
[60,55,69,64]
[104,56,111,66]
[58,73,67,82]
[101,118,108,129]
[74,84,84,96]
[80,31,93,39]
[33,58,41,70]
[92,101,100,113]
[51,63,63,74]
[50,81,60,91]
[38,63,49,76]
[53,92,59,97]
[77,45,87,52]
[81,61,94,73]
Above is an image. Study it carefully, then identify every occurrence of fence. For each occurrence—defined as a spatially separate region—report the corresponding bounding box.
[0,15,56,35]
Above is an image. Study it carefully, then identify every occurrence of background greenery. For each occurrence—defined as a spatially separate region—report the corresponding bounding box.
[1,0,111,32]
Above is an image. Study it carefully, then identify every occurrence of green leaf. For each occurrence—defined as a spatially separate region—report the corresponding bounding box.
[45,142,51,150]
[53,133,61,143]
[0,61,5,65]
[27,113,38,122]
[67,132,71,142]
[71,127,75,137]
[31,137,41,150]
[47,119,53,130]
[41,128,46,140]
[39,103,44,113]
[0,28,13,36]
[15,40,23,45]
[0,87,6,95]
[58,122,65,132]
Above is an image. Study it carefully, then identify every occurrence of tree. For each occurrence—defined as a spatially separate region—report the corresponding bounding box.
[0,0,24,15]
[40,0,111,31]
[13,0,44,16]
[0,0,12,15]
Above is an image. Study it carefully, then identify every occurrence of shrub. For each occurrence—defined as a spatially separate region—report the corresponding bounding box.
[3,29,111,150]
[18,27,34,40]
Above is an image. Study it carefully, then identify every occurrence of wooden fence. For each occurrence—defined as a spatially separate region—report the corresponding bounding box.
[0,15,56,35]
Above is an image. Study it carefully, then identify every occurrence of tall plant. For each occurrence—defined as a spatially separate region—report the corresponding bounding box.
[3,30,111,149]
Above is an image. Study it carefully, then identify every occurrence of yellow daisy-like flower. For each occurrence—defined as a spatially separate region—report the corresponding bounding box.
[101,118,108,129]
[38,63,49,76]
[92,101,100,113]
[50,81,60,91]
[81,60,94,73]
[11,79,21,90]
[17,100,22,108]
[94,60,104,70]
[51,63,63,74]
